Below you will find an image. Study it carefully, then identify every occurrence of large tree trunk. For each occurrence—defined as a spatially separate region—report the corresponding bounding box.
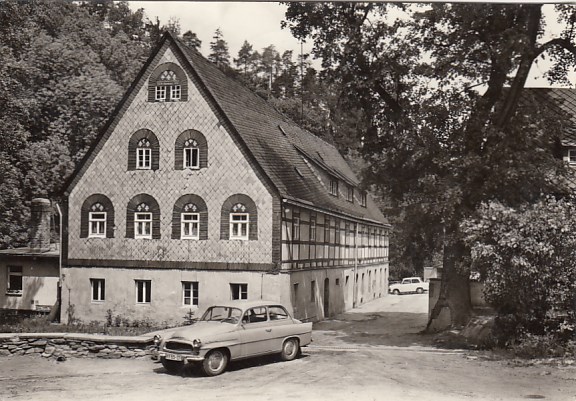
[426,238,472,331]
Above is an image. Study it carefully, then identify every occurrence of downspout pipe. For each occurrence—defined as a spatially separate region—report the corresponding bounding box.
[54,203,63,322]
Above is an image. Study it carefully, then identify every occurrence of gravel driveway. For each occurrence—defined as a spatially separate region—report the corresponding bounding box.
[1,294,575,401]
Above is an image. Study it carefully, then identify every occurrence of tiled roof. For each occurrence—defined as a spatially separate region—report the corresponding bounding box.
[526,88,576,146]
[172,35,388,225]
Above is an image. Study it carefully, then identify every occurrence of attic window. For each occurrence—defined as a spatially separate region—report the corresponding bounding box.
[569,149,576,164]
[149,63,188,102]
[329,177,338,197]
[360,192,367,207]
[346,185,354,202]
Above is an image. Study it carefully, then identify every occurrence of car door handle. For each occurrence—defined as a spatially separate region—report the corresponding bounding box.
[265,329,272,332]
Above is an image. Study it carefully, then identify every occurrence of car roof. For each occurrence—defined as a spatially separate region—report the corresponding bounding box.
[207,300,286,311]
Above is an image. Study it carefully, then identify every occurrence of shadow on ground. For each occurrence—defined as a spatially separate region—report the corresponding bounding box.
[313,311,435,348]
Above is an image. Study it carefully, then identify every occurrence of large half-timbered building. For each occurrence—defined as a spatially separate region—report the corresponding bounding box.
[61,32,390,324]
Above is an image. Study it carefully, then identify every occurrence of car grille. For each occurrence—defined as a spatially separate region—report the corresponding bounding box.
[165,341,194,353]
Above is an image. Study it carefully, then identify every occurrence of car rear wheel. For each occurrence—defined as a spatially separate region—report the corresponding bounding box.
[393,289,400,295]
[161,357,184,375]
[416,287,424,294]
[280,338,300,361]
[201,349,229,376]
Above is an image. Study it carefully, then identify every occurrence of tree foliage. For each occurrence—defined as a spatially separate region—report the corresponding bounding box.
[0,0,152,248]
[463,198,576,344]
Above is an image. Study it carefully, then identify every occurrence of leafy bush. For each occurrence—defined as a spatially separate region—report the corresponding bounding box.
[463,197,576,350]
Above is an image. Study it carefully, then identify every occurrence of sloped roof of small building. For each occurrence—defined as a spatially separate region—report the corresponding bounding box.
[527,88,576,146]
[172,34,387,225]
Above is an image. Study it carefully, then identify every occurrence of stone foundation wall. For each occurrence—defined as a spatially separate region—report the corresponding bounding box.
[0,334,155,359]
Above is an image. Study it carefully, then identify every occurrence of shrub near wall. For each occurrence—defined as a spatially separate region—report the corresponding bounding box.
[463,197,576,352]
[0,334,155,359]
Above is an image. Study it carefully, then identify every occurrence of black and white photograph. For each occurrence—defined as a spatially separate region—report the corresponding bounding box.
[0,1,575,400]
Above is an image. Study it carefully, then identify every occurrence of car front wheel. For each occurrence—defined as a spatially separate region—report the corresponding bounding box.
[392,289,400,295]
[161,357,184,375]
[201,349,229,376]
[280,338,300,361]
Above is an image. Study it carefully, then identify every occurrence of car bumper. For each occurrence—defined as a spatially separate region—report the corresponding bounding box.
[158,351,204,362]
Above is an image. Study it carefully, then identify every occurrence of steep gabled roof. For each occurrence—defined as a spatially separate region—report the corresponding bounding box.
[171,34,387,225]
[64,33,388,226]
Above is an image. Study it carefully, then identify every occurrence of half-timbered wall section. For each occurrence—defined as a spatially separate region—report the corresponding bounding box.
[281,206,388,269]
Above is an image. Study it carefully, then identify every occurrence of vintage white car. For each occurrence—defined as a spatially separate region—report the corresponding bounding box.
[155,300,313,376]
[388,277,429,295]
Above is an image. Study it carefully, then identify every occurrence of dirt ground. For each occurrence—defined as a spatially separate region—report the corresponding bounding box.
[1,294,575,401]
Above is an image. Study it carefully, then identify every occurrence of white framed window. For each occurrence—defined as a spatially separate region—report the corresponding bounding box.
[182,281,199,306]
[183,139,199,169]
[155,85,167,101]
[136,280,151,304]
[292,216,300,241]
[569,149,576,164]
[181,212,199,239]
[7,266,23,295]
[329,178,338,196]
[310,219,317,241]
[230,283,248,300]
[171,85,181,101]
[135,211,152,239]
[89,211,106,238]
[136,138,151,169]
[230,213,249,240]
[90,278,105,302]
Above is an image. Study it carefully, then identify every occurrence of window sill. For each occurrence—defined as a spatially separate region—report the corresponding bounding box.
[6,291,23,297]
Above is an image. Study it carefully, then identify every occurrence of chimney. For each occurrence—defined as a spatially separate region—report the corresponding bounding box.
[29,198,52,252]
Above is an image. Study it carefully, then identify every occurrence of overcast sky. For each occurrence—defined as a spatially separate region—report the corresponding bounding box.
[128,2,312,61]
[127,1,575,87]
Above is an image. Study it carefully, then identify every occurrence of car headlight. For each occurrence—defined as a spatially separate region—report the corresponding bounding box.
[192,339,202,348]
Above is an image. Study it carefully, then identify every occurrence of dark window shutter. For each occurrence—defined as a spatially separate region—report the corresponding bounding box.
[199,209,208,240]
[152,210,161,239]
[126,206,135,238]
[171,205,181,239]
[174,142,184,170]
[106,207,115,238]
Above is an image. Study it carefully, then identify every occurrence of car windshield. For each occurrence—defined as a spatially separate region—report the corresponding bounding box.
[200,306,243,324]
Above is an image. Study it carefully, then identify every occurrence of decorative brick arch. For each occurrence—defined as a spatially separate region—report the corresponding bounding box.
[174,130,208,170]
[126,194,161,239]
[148,62,188,102]
[80,194,114,238]
[220,194,258,240]
[172,194,208,240]
[127,129,160,171]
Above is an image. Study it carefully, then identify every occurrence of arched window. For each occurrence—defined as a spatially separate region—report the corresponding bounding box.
[174,130,208,170]
[148,62,188,102]
[80,194,115,238]
[126,194,160,239]
[128,129,160,171]
[220,194,258,241]
[172,194,208,240]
